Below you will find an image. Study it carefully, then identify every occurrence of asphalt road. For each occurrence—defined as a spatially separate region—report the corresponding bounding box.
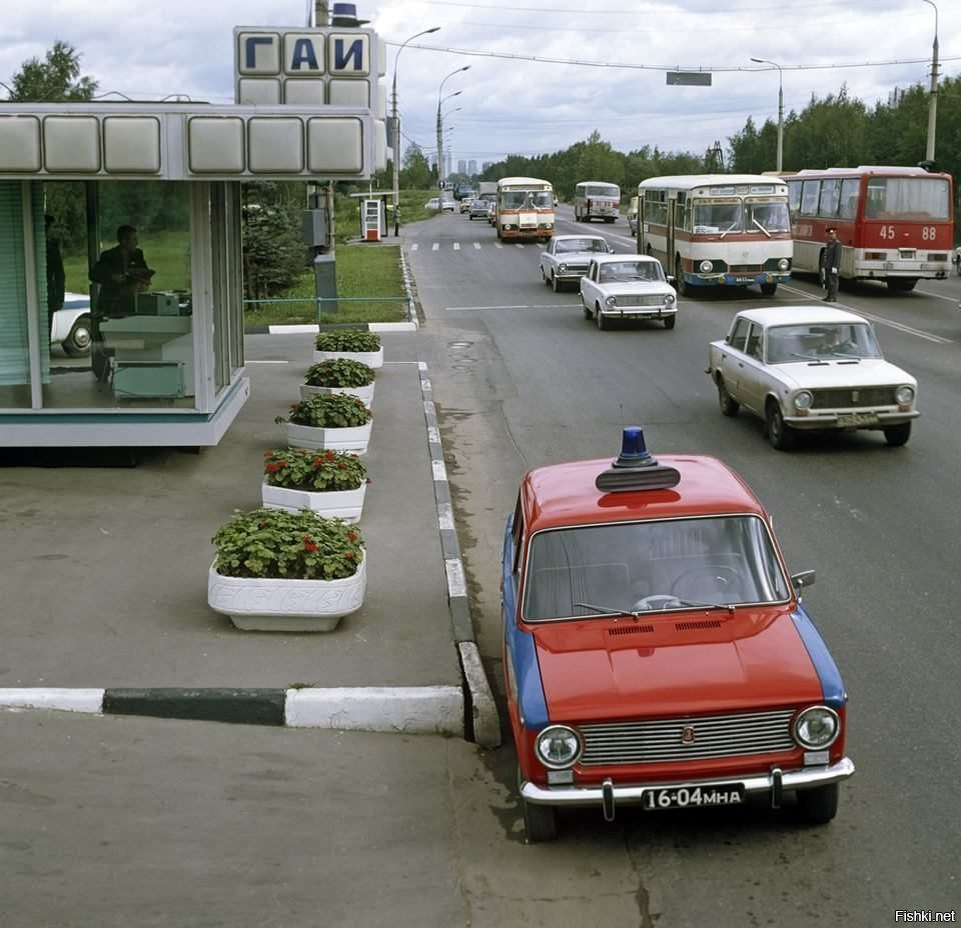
[407,204,961,926]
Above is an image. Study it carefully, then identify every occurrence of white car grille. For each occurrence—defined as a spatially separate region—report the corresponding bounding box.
[811,387,899,408]
[614,294,668,307]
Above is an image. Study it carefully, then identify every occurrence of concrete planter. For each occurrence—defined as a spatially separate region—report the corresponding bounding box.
[286,420,371,454]
[261,480,366,523]
[312,347,384,369]
[300,382,375,405]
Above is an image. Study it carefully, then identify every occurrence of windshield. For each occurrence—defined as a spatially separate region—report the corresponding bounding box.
[747,201,791,233]
[581,185,619,198]
[693,201,742,234]
[557,239,609,254]
[523,516,790,620]
[864,176,950,220]
[502,190,553,210]
[598,261,664,283]
[765,322,882,362]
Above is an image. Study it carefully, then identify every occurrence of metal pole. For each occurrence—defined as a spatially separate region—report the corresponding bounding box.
[750,57,783,172]
[436,66,469,189]
[392,28,439,235]
[921,0,939,162]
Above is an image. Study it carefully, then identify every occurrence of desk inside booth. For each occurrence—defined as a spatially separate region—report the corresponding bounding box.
[99,295,194,398]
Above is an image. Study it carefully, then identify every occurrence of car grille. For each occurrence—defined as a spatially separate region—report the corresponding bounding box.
[561,262,590,275]
[578,708,796,765]
[614,294,666,307]
[811,386,898,408]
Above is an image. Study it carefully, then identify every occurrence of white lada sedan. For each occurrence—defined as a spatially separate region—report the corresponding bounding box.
[707,306,919,450]
[539,235,612,292]
[579,254,677,330]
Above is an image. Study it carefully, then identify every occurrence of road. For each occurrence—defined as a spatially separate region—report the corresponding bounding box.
[407,204,961,926]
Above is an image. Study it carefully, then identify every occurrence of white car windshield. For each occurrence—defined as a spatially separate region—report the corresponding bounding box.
[598,261,663,283]
[766,323,883,362]
[522,516,790,620]
[557,239,608,254]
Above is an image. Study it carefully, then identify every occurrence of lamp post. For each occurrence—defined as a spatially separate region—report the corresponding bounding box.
[750,57,783,173]
[391,27,439,236]
[436,66,470,189]
[920,0,939,164]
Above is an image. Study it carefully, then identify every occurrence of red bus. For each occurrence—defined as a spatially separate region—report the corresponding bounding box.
[783,165,953,292]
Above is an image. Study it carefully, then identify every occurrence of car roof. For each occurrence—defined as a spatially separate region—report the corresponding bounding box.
[731,306,869,327]
[521,454,766,534]
[589,254,657,264]
[554,234,606,242]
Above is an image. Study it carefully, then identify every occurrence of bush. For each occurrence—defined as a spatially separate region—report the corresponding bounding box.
[314,330,381,352]
[264,448,367,492]
[277,392,372,428]
[304,358,375,388]
[211,508,364,580]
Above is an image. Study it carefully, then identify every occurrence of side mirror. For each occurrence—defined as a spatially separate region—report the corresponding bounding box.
[791,569,816,592]
[667,275,677,288]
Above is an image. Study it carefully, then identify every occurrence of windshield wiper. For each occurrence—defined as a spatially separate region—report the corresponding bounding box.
[752,218,772,238]
[574,601,642,618]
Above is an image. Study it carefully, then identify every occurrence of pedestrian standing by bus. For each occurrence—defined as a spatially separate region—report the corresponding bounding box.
[822,227,841,302]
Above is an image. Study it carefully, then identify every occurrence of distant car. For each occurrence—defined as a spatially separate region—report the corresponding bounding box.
[469,199,491,221]
[503,426,854,842]
[460,198,475,214]
[580,254,677,330]
[487,201,497,225]
[425,198,441,210]
[707,306,919,450]
[51,292,92,357]
[539,235,613,292]
[441,198,457,212]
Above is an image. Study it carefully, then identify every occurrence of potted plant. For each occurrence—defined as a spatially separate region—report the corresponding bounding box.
[207,507,367,631]
[301,358,376,405]
[313,329,383,368]
[276,392,373,454]
[261,448,368,522]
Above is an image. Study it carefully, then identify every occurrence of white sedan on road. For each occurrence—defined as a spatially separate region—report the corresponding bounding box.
[539,235,612,292]
[707,306,919,450]
[579,254,677,330]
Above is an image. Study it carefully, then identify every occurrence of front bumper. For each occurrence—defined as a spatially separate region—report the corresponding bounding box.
[599,306,676,320]
[785,410,919,430]
[521,757,855,808]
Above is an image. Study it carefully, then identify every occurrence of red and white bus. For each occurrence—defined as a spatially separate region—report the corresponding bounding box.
[783,165,953,292]
[637,174,792,297]
[573,181,620,223]
[495,177,555,241]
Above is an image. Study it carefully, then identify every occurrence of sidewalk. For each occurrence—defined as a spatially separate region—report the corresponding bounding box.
[0,328,499,746]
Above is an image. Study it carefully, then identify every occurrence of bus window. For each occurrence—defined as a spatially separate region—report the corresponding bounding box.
[800,180,820,216]
[503,192,526,209]
[839,178,860,220]
[818,179,841,218]
[693,202,741,234]
[531,191,553,208]
[747,201,790,233]
[787,180,802,218]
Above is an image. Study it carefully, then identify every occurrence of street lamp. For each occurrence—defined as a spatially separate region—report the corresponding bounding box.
[436,66,470,188]
[391,27,439,236]
[920,0,939,163]
[750,57,783,173]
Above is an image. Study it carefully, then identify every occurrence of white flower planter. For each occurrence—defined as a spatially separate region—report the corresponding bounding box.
[300,382,375,405]
[286,420,371,454]
[261,480,366,523]
[312,347,384,369]
[207,553,367,632]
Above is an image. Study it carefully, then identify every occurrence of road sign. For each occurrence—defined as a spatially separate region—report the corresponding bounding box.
[666,72,712,86]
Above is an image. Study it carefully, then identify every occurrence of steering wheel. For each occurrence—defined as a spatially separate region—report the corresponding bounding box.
[632,594,683,612]
[670,565,740,599]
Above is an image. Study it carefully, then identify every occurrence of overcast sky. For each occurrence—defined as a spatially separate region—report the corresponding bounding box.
[2,1,960,173]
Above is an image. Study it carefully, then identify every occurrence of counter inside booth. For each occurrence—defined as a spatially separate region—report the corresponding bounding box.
[99,293,194,398]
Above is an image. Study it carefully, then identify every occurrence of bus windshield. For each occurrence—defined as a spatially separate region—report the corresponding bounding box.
[693,202,741,234]
[582,184,619,198]
[864,176,951,220]
[502,190,553,209]
[747,201,791,234]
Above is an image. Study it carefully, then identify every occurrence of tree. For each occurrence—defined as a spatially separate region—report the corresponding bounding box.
[242,182,309,301]
[6,40,97,102]
[401,144,432,189]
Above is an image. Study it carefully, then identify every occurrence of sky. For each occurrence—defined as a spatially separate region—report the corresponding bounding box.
[2,0,961,175]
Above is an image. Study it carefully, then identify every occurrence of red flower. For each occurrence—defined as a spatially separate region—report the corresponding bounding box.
[325,451,337,461]
[337,462,346,469]
[347,532,358,542]
[265,463,279,473]
[313,458,323,467]
[345,551,355,559]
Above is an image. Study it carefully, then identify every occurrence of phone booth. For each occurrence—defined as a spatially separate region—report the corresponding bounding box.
[361,199,383,241]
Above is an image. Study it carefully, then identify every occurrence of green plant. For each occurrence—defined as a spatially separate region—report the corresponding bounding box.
[277,392,372,428]
[314,329,382,352]
[264,448,367,492]
[212,507,364,580]
[304,358,375,388]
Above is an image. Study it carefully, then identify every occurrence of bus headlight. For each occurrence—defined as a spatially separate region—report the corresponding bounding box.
[778,258,791,271]
[535,725,582,768]
[794,390,813,410]
[699,260,714,273]
[792,706,840,749]
[895,385,915,405]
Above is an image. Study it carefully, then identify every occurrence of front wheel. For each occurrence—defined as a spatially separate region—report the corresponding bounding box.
[582,300,593,320]
[717,378,739,417]
[551,272,562,293]
[766,403,796,451]
[595,305,608,330]
[760,282,777,296]
[663,314,676,330]
[795,783,839,825]
[883,422,912,446]
[675,257,692,298]
[62,313,92,357]
[518,768,558,842]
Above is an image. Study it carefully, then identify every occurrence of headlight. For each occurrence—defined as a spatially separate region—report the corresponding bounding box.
[606,295,617,306]
[535,725,582,768]
[664,293,676,304]
[699,260,714,273]
[794,390,813,410]
[895,385,915,405]
[793,706,840,749]
[778,258,791,271]
[558,263,568,273]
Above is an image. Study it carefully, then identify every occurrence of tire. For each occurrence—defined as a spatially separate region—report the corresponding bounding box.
[760,283,777,296]
[541,267,550,286]
[887,278,917,292]
[62,313,92,357]
[582,299,593,320]
[883,422,912,446]
[675,256,692,298]
[595,304,608,330]
[796,783,839,825]
[663,314,676,330]
[519,768,558,842]
[551,272,561,293]
[717,377,739,416]
[766,402,796,450]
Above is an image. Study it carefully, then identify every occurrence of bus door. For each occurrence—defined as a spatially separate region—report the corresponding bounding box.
[666,195,678,278]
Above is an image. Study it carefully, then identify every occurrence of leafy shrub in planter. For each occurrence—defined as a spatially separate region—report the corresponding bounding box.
[277,392,372,428]
[304,358,375,388]
[264,448,367,492]
[212,507,364,580]
[314,330,381,353]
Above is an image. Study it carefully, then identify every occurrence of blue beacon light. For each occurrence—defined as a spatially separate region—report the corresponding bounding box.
[613,426,655,468]
[595,427,681,492]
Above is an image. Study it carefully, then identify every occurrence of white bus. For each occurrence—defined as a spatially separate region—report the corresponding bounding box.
[573,181,620,223]
[495,177,555,241]
[637,174,792,297]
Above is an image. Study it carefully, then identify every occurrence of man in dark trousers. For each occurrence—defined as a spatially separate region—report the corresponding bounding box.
[822,227,841,302]
[89,225,153,380]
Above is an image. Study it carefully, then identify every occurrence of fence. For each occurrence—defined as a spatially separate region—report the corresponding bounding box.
[242,295,414,325]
